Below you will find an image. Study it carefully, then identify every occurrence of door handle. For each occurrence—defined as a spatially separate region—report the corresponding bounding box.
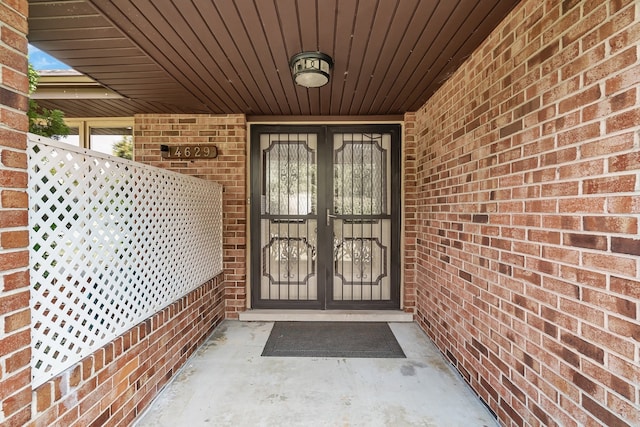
[326,209,336,226]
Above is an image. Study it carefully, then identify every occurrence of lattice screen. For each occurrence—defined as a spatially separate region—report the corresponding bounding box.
[28,135,223,387]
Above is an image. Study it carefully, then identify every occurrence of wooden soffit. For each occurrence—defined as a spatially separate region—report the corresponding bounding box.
[28,0,521,117]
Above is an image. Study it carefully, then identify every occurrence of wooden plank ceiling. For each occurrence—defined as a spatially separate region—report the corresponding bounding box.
[28,0,521,118]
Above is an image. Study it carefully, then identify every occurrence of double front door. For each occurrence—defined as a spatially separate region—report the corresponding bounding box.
[250,125,400,309]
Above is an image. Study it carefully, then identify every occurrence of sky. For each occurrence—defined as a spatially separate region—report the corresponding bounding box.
[28,45,73,70]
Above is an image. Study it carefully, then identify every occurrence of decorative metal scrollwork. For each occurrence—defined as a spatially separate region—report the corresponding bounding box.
[263,141,316,215]
[334,237,387,284]
[262,235,316,284]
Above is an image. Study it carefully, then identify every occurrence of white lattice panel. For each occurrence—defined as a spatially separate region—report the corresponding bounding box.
[28,134,223,387]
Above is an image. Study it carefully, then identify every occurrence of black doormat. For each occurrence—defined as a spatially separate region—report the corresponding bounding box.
[261,321,406,358]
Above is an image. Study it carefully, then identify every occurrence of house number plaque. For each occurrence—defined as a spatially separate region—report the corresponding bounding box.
[160,144,218,159]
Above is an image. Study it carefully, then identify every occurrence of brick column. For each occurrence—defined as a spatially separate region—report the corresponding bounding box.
[0,1,32,426]
[403,113,417,313]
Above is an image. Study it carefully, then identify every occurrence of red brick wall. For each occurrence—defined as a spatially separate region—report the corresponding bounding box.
[0,1,31,425]
[28,275,224,427]
[409,0,640,426]
[134,114,247,318]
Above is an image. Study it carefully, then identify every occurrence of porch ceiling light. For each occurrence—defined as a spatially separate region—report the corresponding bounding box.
[289,51,333,88]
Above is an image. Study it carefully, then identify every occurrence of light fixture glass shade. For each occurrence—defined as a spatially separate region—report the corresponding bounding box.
[289,52,333,88]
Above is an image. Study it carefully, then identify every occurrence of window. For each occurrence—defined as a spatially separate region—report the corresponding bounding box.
[56,125,81,147]
[89,126,133,158]
[56,118,134,160]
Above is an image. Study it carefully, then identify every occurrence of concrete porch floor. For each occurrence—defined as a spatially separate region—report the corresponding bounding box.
[134,320,498,427]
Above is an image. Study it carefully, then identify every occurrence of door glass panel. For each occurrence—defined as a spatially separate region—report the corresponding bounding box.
[263,138,316,215]
[261,220,318,300]
[334,136,387,215]
[259,134,318,301]
[332,133,391,302]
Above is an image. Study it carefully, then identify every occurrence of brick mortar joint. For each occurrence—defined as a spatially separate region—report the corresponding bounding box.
[0,246,29,254]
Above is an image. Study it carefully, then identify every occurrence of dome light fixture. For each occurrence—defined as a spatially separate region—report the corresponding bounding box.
[289,51,333,88]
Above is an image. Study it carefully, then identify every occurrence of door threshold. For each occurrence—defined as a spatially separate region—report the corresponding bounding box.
[238,309,413,323]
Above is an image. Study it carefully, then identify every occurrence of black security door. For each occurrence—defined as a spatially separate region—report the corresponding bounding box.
[250,125,400,309]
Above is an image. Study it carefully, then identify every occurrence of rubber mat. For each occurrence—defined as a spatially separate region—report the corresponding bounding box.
[261,321,406,358]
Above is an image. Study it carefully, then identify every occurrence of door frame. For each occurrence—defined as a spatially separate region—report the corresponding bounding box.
[249,124,401,310]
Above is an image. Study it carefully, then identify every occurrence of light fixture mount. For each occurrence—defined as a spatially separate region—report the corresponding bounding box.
[289,51,333,88]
